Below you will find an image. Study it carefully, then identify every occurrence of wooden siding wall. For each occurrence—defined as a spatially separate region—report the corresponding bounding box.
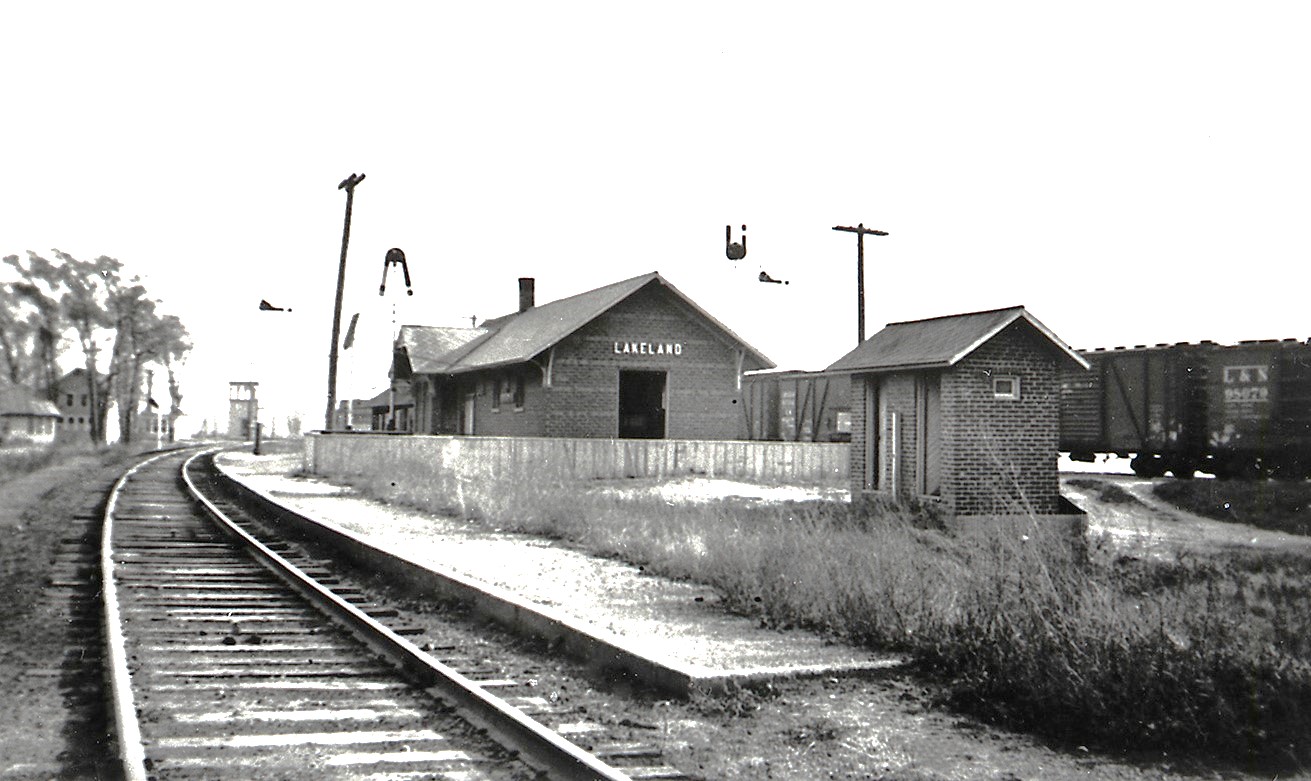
[306,432,848,486]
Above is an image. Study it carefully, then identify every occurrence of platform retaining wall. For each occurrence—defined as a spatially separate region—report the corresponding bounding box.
[304,432,849,487]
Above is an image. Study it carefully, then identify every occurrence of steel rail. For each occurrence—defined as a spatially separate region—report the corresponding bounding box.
[179,449,633,781]
[101,450,179,781]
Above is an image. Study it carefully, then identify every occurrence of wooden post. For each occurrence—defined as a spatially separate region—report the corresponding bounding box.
[326,173,365,431]
[832,223,889,344]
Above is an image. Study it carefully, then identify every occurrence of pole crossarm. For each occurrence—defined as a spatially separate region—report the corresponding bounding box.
[832,223,888,345]
[832,224,889,237]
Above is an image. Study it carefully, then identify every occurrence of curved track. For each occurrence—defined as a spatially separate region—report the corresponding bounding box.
[102,449,643,780]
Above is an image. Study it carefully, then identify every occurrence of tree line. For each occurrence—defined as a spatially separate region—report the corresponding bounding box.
[0,250,190,444]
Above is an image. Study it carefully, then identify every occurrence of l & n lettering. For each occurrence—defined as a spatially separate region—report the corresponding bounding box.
[613,341,683,356]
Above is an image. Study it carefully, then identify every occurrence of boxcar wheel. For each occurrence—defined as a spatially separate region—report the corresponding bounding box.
[1131,454,1167,478]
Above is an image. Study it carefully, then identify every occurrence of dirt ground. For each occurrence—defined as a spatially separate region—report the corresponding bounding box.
[0,452,126,779]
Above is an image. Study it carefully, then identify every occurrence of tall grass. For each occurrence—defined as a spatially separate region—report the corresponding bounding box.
[333,459,1311,768]
[0,441,102,483]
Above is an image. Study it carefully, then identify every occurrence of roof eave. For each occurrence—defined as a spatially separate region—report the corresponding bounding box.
[839,360,955,376]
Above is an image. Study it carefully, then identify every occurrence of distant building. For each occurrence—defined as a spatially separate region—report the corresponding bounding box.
[392,272,773,439]
[368,383,414,432]
[54,368,100,440]
[227,382,258,439]
[333,398,373,431]
[827,306,1089,517]
[0,385,61,446]
[137,397,171,443]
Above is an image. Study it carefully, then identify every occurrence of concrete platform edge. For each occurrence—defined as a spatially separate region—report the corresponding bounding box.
[213,456,905,697]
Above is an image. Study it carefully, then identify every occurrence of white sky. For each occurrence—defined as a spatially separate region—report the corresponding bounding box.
[5,3,1309,433]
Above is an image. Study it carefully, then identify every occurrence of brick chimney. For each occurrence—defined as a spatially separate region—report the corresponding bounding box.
[518,277,535,313]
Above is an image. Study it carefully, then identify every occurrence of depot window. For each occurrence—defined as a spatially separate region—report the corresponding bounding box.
[492,373,526,412]
[992,376,1021,400]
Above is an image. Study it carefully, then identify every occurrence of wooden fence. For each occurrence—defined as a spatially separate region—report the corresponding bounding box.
[305,432,849,487]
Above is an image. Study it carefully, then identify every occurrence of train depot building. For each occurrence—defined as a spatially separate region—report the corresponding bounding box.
[392,272,774,440]
[827,306,1089,517]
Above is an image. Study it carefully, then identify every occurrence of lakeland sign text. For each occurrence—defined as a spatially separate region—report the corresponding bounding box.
[613,341,683,356]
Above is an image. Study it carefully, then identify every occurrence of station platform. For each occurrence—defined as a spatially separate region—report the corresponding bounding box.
[213,450,903,696]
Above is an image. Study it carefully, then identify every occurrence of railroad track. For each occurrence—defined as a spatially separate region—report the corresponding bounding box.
[102,448,686,780]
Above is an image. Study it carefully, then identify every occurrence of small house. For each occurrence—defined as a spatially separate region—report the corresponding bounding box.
[826,306,1089,517]
[368,383,414,432]
[0,385,61,446]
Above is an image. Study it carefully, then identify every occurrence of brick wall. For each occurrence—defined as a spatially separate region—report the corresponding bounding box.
[943,322,1061,515]
[468,370,548,437]
[849,376,867,489]
[544,285,747,440]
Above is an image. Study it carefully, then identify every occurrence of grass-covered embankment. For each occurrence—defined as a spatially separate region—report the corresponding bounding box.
[1154,479,1311,537]
[339,462,1311,769]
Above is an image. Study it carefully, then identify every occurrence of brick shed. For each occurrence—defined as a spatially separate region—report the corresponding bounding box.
[392,272,774,439]
[826,306,1089,517]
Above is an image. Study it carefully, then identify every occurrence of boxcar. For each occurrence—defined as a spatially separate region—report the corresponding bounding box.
[1060,339,1311,478]
[741,371,852,442]
[1204,340,1311,478]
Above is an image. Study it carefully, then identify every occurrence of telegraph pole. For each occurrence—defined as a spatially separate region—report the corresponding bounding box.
[832,223,888,344]
[325,173,365,431]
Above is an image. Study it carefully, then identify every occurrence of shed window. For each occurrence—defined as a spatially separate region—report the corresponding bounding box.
[992,376,1020,400]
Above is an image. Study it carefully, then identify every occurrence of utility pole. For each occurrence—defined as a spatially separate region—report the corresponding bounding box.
[832,223,888,344]
[325,173,365,431]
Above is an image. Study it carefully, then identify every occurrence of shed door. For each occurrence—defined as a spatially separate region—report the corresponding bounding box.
[919,374,942,496]
[877,377,895,493]
[864,377,879,491]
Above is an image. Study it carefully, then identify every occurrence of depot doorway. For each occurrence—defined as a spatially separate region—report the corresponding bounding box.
[618,370,666,439]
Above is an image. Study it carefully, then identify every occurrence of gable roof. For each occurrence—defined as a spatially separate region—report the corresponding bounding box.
[399,271,774,376]
[363,385,413,409]
[396,326,491,374]
[0,386,60,418]
[825,306,1090,374]
[57,367,104,390]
